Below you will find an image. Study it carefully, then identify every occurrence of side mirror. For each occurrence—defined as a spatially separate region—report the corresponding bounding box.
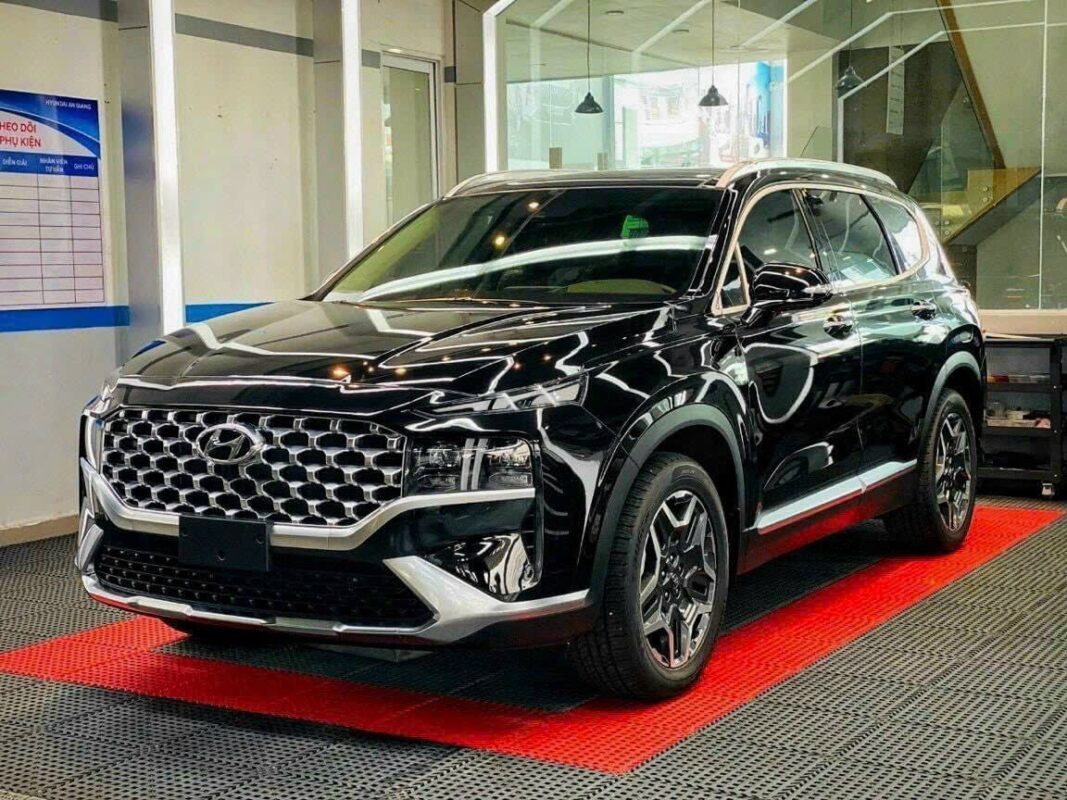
[745,263,832,322]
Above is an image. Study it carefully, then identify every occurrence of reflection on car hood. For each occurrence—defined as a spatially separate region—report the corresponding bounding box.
[123,299,676,396]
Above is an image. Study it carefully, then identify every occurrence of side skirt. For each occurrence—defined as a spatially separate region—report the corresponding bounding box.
[738,461,917,573]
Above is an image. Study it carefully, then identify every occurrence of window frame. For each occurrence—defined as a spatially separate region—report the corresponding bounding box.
[712,181,933,314]
[711,185,827,315]
[718,243,751,314]
[865,194,927,275]
[800,188,901,288]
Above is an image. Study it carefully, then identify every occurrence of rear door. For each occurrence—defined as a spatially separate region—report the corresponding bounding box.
[731,188,865,526]
[801,189,949,473]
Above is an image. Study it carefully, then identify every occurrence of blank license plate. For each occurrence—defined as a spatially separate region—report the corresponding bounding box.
[178,516,270,573]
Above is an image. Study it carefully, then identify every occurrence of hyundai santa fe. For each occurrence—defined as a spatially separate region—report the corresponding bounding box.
[78,158,984,699]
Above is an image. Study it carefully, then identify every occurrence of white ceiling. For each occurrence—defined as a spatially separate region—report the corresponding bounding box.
[502,0,841,81]
[498,0,981,82]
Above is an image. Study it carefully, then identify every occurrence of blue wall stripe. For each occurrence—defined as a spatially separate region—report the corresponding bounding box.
[0,302,268,333]
[0,305,129,333]
[185,302,267,322]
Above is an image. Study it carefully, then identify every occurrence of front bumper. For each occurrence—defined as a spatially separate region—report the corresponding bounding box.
[77,459,591,647]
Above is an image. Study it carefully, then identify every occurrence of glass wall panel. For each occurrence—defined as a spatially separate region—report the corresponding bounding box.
[382,57,438,225]
[1042,3,1067,308]
[496,0,1062,310]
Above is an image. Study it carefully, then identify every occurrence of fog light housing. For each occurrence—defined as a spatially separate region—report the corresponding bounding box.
[429,532,536,600]
[407,438,534,495]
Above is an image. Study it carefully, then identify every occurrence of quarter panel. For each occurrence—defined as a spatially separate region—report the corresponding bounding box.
[849,274,981,469]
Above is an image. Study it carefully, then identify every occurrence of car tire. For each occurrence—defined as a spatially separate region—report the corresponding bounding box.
[884,388,977,552]
[568,453,730,700]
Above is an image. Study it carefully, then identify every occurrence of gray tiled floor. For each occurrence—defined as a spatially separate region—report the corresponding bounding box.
[0,494,1064,799]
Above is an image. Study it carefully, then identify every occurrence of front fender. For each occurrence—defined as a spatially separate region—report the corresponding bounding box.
[578,377,749,607]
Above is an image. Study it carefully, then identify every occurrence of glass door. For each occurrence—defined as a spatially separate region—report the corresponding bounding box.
[381,55,439,225]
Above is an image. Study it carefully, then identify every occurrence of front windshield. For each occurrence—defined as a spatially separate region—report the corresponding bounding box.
[323,187,722,304]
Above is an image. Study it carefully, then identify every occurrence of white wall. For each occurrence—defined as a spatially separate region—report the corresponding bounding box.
[786,52,834,160]
[0,3,126,530]
[177,0,311,34]
[175,0,320,305]
[951,1,1046,170]
[0,328,120,528]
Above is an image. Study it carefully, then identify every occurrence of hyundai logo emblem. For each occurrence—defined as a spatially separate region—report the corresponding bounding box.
[195,423,264,466]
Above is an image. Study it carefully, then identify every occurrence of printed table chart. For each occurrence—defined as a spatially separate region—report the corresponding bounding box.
[0,166,104,307]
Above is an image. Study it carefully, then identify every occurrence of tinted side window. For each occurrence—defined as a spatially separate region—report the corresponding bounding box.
[868,196,924,269]
[737,190,818,274]
[802,189,897,285]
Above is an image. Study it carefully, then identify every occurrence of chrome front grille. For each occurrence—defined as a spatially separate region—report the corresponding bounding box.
[100,407,405,526]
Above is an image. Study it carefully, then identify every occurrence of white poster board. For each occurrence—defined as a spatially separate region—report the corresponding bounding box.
[0,89,105,309]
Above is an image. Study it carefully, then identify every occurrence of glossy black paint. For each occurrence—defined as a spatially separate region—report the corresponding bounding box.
[744,262,832,318]
[100,165,984,645]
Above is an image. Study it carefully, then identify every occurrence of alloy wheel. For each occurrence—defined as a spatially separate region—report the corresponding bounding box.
[639,489,718,669]
[934,411,973,531]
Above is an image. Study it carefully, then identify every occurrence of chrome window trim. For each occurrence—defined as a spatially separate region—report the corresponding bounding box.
[799,187,924,291]
[865,193,929,275]
[711,181,933,315]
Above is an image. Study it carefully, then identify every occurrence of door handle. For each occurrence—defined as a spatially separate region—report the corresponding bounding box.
[912,299,938,320]
[823,313,855,338]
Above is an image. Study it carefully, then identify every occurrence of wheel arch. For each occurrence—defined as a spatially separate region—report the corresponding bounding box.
[923,349,983,443]
[588,405,747,599]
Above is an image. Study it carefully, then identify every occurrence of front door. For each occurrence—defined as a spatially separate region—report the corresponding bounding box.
[732,189,865,529]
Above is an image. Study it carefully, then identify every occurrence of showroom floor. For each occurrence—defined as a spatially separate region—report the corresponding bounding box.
[0,495,1065,799]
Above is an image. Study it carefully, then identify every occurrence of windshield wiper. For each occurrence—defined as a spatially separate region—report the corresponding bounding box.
[351,296,550,307]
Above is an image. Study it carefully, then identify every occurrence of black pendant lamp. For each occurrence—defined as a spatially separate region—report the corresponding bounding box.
[575,0,603,114]
[699,0,728,108]
[835,63,863,95]
[835,0,864,96]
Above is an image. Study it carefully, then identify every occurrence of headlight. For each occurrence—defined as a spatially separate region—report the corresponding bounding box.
[430,374,586,415]
[407,438,534,495]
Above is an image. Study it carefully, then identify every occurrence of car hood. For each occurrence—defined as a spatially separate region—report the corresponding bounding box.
[124,299,676,397]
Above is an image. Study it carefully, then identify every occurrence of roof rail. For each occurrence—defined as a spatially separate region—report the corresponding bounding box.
[446,170,579,197]
[715,158,896,189]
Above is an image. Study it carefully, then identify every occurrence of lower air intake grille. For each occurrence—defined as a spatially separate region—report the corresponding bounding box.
[93,530,432,628]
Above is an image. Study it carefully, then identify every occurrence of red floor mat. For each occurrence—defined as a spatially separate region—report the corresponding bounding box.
[0,505,1059,772]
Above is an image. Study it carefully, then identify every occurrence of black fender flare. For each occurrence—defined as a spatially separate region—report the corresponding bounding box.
[920,350,982,443]
[587,405,745,602]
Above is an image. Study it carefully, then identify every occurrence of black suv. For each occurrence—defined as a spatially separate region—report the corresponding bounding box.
[78,159,983,699]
